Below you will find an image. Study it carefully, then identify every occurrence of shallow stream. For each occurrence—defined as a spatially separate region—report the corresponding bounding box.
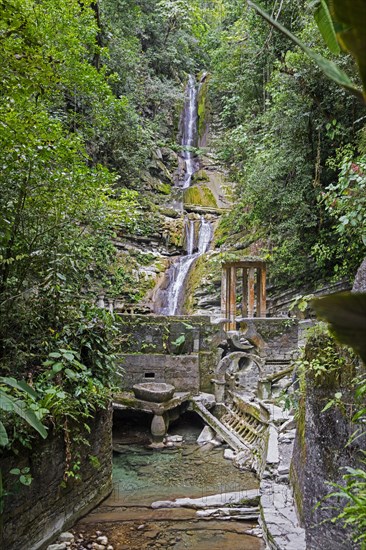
[75,412,265,550]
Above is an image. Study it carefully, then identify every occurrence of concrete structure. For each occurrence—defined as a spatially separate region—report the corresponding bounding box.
[221,259,267,330]
[116,315,298,397]
[114,390,191,444]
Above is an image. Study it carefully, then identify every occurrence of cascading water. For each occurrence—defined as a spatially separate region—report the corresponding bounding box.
[185,217,195,256]
[155,216,213,315]
[197,216,212,254]
[181,75,198,188]
[153,74,213,315]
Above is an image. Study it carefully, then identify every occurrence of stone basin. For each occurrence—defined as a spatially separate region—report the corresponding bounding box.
[132,382,175,403]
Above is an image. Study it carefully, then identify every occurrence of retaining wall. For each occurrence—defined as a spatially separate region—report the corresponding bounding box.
[116,315,299,396]
[0,406,113,550]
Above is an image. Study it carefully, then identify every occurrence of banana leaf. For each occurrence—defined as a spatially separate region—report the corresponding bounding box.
[0,421,9,446]
[315,0,340,55]
[312,292,366,364]
[327,0,366,97]
[0,377,38,400]
[0,392,48,440]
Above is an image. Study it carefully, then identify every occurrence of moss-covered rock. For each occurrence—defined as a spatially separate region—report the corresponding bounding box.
[103,250,159,303]
[161,215,185,248]
[192,169,210,183]
[183,249,223,314]
[158,206,181,218]
[156,181,171,195]
[197,73,211,145]
[183,184,217,208]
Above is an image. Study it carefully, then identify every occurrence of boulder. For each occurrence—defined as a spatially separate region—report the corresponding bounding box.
[224,449,235,460]
[353,258,366,292]
[233,449,252,470]
[58,532,74,543]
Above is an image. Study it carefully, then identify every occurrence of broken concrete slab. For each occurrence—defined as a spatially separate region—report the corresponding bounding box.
[151,489,260,510]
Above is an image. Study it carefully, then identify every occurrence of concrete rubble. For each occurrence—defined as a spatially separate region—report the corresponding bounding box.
[259,403,306,550]
[151,489,260,509]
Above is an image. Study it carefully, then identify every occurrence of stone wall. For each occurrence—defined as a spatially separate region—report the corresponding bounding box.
[238,318,299,363]
[116,315,300,398]
[116,315,224,394]
[1,406,113,550]
[120,353,201,392]
[291,370,365,550]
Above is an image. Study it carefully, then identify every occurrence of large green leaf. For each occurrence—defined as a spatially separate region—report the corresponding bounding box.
[314,0,340,54]
[0,392,48,440]
[247,1,363,101]
[0,377,38,400]
[312,292,366,364]
[327,0,366,98]
[0,420,9,447]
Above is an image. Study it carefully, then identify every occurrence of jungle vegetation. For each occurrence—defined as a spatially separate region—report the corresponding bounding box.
[0,0,365,537]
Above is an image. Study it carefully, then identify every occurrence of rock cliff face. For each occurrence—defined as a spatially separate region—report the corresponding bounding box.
[353,258,366,291]
[290,334,365,550]
[0,407,113,550]
[109,73,233,317]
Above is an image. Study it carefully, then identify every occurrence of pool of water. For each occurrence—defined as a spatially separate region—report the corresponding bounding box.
[74,412,265,550]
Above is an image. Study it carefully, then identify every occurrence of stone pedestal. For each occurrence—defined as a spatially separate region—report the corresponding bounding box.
[113,391,191,445]
[151,414,166,442]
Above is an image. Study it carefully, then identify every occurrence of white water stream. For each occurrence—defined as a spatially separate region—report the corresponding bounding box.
[154,75,213,315]
[181,75,198,188]
[157,216,213,315]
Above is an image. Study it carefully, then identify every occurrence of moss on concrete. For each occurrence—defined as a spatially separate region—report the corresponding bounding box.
[198,351,216,393]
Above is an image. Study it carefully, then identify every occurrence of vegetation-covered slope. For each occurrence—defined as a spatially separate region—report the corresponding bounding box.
[206,1,365,287]
[1,0,365,485]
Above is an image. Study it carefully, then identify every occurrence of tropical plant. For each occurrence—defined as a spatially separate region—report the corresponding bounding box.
[0,377,47,447]
[247,0,366,101]
[0,377,48,514]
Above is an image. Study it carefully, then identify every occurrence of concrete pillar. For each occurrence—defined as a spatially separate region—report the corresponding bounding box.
[151,414,166,442]
[221,260,267,324]
[229,266,237,330]
[242,268,248,317]
[221,266,228,318]
[248,268,255,317]
[257,266,267,317]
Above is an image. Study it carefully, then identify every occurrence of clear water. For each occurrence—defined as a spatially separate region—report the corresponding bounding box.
[110,441,258,506]
[74,414,264,550]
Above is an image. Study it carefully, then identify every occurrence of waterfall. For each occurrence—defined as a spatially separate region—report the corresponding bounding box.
[197,216,212,254]
[181,75,198,189]
[152,74,213,315]
[155,216,213,315]
[185,217,195,255]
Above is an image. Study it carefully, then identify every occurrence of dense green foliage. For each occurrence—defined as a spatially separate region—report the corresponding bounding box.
[207,1,366,286]
[1,1,365,528]
[0,0,208,457]
[0,0,131,472]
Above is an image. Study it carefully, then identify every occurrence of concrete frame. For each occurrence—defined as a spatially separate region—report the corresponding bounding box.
[221,260,267,330]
